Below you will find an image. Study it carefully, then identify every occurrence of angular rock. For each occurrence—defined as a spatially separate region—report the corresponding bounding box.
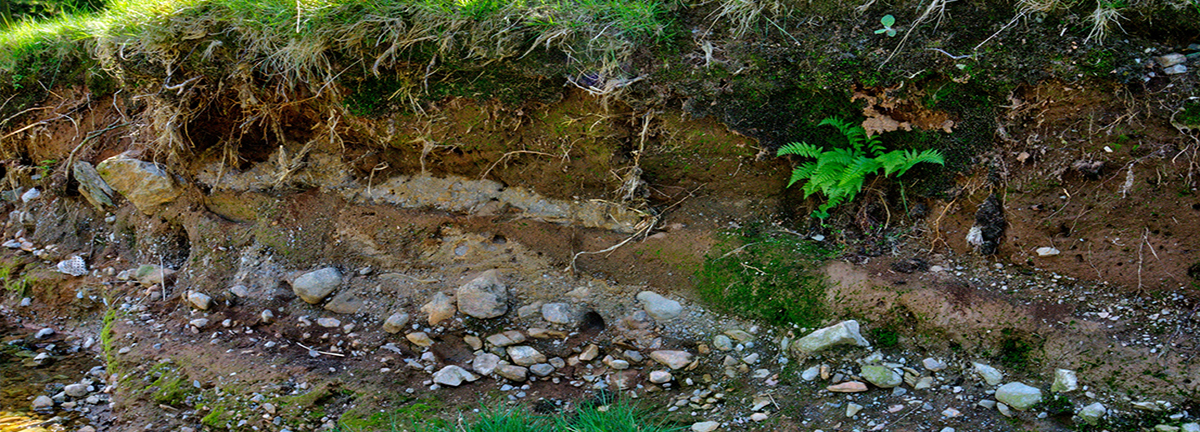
[527,328,567,339]
[95,154,183,214]
[73,161,116,210]
[456,270,509,319]
[34,328,54,339]
[846,402,863,417]
[420,292,456,325]
[995,382,1042,410]
[636,291,682,321]
[579,344,600,362]
[861,365,902,388]
[464,335,483,351]
[292,267,343,304]
[472,353,501,376]
[324,291,364,314]
[432,365,478,387]
[791,320,870,354]
[529,363,554,376]
[486,330,526,347]
[495,365,528,382]
[382,313,410,334]
[541,303,574,324]
[189,318,210,328]
[187,292,213,310]
[923,357,948,371]
[827,381,868,392]
[229,285,250,297]
[1157,53,1187,68]
[1051,369,1078,393]
[507,346,547,366]
[406,332,434,347]
[1078,402,1106,425]
[972,362,1004,386]
[649,350,693,370]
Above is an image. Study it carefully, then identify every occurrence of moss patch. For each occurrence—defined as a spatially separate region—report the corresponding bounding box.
[696,225,837,327]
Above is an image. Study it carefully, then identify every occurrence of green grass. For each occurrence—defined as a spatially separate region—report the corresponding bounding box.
[695,226,837,328]
[336,398,682,432]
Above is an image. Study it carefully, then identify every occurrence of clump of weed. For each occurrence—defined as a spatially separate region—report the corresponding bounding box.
[994,328,1042,372]
[696,225,837,328]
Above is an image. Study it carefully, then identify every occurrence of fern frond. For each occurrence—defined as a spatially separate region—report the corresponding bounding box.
[787,161,818,187]
[776,142,824,158]
[839,156,882,189]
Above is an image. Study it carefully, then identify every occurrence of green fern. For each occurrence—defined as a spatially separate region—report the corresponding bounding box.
[777,117,944,220]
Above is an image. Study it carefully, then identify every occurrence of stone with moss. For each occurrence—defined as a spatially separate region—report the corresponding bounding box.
[861,365,902,388]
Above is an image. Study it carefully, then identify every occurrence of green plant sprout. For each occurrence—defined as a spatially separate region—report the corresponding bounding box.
[777,117,944,220]
[874,14,897,37]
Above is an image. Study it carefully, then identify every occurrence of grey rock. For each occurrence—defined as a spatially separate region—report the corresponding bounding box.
[292,267,343,304]
[135,264,175,285]
[495,365,528,382]
[516,303,542,319]
[1157,53,1187,68]
[382,313,410,334]
[649,370,672,384]
[691,421,720,432]
[649,350,693,370]
[472,353,501,376]
[32,395,54,410]
[187,292,213,310]
[1051,369,1078,393]
[995,382,1042,410]
[64,383,89,398]
[96,154,183,214]
[1078,402,1106,425]
[507,346,547,366]
[972,362,1004,386]
[324,291,364,314]
[604,356,631,370]
[229,285,250,297]
[73,161,116,210]
[34,328,55,339]
[724,329,753,342]
[421,292,456,325]
[922,357,947,371]
[861,365,902,388]
[432,365,478,387]
[712,335,733,351]
[189,318,210,328]
[1179,423,1198,432]
[260,309,275,323]
[791,320,870,354]
[456,270,509,319]
[1164,64,1188,75]
[801,365,820,381]
[529,363,554,376]
[636,291,682,321]
[317,317,341,328]
[541,303,574,324]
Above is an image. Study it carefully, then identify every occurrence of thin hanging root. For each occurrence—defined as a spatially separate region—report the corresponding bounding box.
[480,150,557,180]
[568,217,658,274]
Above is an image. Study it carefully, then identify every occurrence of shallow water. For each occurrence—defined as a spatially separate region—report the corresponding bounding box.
[0,322,98,431]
